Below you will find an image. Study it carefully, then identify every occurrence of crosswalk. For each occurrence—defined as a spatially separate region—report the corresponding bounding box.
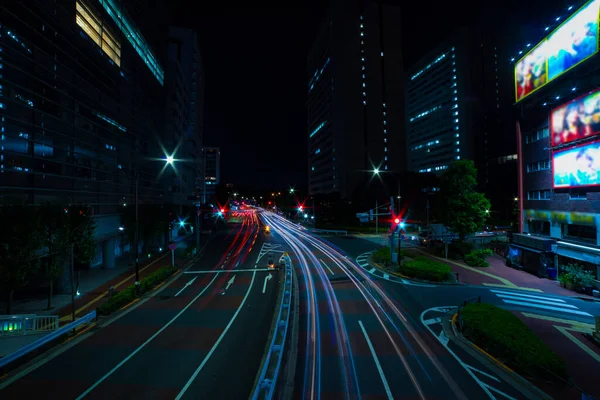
[490,289,593,317]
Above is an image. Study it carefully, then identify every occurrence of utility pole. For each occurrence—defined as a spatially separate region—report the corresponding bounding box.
[70,244,75,323]
[134,173,140,293]
[312,197,315,225]
[196,206,200,251]
[426,195,431,248]
[375,200,379,234]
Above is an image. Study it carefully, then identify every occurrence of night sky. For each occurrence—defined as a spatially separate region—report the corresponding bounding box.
[169,0,553,190]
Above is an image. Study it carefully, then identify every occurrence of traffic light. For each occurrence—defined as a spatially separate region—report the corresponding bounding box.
[394,218,400,224]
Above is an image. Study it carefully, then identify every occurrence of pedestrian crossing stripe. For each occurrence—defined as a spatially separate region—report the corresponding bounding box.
[490,289,593,317]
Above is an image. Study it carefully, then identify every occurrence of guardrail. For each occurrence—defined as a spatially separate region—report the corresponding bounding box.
[0,314,59,336]
[311,228,348,235]
[252,254,293,400]
[0,310,96,370]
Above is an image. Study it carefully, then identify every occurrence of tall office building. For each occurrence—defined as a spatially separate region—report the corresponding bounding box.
[166,27,204,209]
[405,26,517,220]
[307,0,404,199]
[202,147,220,203]
[0,0,167,268]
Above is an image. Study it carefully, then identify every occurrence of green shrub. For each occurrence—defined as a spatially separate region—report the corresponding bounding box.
[432,242,474,260]
[465,248,493,267]
[97,285,137,315]
[399,256,451,282]
[97,266,177,315]
[461,303,567,380]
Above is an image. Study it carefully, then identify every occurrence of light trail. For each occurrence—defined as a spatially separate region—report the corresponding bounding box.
[262,211,469,400]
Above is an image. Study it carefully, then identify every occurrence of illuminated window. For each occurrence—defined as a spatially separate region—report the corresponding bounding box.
[76,0,121,66]
[97,0,164,85]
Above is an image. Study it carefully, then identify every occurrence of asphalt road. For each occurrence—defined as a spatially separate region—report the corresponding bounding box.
[324,235,600,325]
[0,212,281,400]
[262,212,523,400]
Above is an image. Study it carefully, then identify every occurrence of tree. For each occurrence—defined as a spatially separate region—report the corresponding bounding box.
[0,205,43,314]
[39,205,70,310]
[68,207,96,266]
[438,160,491,240]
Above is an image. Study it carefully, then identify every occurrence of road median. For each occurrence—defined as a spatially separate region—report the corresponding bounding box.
[451,302,573,399]
[369,247,458,284]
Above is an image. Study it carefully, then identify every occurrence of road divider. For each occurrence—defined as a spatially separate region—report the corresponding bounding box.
[251,252,293,400]
[0,310,96,373]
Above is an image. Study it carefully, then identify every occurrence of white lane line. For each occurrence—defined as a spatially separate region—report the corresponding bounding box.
[185,268,275,273]
[485,383,518,399]
[491,289,566,302]
[358,320,394,400]
[319,259,335,275]
[496,294,578,308]
[75,272,221,400]
[438,330,449,346]
[423,317,442,326]
[466,365,500,383]
[368,268,377,274]
[383,273,390,280]
[174,277,198,297]
[501,300,592,316]
[175,270,257,399]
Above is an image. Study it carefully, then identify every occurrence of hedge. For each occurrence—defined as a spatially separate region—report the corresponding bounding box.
[461,303,567,380]
[464,248,493,267]
[372,246,405,265]
[98,266,178,315]
[399,256,451,282]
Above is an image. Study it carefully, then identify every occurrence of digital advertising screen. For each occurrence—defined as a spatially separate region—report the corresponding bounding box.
[551,88,600,146]
[515,0,600,102]
[553,141,600,188]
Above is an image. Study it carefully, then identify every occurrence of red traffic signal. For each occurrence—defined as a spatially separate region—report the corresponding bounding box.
[394,218,400,224]
[220,209,225,213]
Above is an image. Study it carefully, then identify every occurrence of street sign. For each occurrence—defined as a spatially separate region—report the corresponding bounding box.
[169,243,176,251]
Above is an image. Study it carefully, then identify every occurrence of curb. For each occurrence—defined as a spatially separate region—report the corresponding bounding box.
[444,311,553,400]
[367,254,461,286]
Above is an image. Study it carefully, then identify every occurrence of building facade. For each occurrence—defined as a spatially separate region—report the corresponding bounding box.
[513,0,600,280]
[307,0,404,199]
[405,26,518,222]
[202,147,220,203]
[0,0,167,268]
[166,27,204,210]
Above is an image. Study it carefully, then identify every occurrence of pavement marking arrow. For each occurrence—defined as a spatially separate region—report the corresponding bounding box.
[262,273,273,294]
[226,275,236,290]
[174,277,197,297]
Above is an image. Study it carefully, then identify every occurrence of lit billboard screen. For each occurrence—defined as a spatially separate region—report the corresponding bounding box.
[553,141,600,188]
[551,88,600,146]
[515,0,600,102]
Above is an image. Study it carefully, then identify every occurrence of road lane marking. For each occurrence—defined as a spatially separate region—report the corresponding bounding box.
[423,317,442,326]
[319,259,334,275]
[556,325,600,363]
[466,365,500,382]
[496,294,577,308]
[262,273,273,293]
[501,300,592,316]
[491,289,566,302]
[438,330,449,346]
[175,277,198,297]
[75,272,221,400]
[383,273,390,280]
[176,271,257,399]
[358,320,393,400]
[185,268,275,273]
[520,312,595,329]
[368,268,376,274]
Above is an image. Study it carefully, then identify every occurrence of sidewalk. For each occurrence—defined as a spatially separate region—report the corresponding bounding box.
[414,249,596,299]
[0,234,196,324]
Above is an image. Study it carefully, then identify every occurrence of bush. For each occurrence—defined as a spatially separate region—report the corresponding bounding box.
[399,256,451,282]
[461,303,567,380]
[465,248,493,267]
[372,246,406,265]
[98,266,177,315]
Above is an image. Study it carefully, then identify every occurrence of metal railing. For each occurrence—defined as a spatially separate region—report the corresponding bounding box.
[252,254,293,400]
[0,314,59,336]
[0,310,96,370]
